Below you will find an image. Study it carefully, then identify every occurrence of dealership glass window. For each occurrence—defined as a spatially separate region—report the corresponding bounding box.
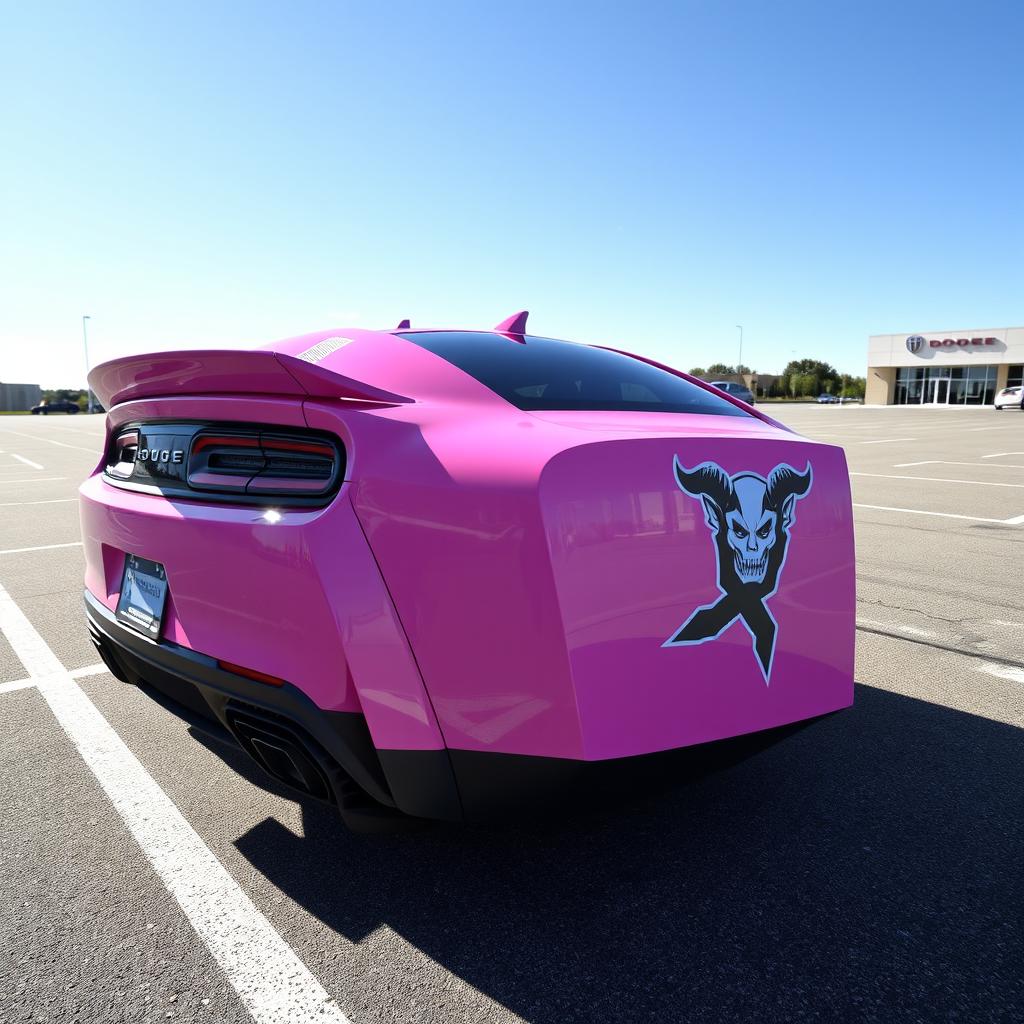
[947,366,966,405]
[962,365,997,404]
[984,366,997,404]
[1008,365,1024,389]
[894,367,924,404]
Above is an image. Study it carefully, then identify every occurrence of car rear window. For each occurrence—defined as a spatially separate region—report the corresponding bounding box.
[399,332,751,416]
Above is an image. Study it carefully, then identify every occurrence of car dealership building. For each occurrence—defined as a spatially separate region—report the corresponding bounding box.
[866,326,1024,406]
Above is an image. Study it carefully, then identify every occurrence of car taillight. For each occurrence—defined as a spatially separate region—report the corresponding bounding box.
[187,430,341,498]
[107,429,139,479]
[216,659,286,686]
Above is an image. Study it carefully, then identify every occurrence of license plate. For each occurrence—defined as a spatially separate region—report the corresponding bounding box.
[115,555,168,640]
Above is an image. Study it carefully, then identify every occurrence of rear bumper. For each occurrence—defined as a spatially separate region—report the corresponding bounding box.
[84,590,463,821]
[85,588,828,822]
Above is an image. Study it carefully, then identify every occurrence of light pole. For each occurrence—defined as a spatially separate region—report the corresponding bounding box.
[735,325,744,372]
[82,316,93,413]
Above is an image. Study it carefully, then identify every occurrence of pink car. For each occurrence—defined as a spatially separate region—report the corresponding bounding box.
[81,313,855,829]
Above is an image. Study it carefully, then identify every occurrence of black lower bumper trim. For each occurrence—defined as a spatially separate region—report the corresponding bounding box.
[84,589,462,820]
[446,719,820,822]
[84,590,828,826]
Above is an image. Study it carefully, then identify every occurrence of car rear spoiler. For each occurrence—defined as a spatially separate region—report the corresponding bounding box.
[88,349,410,409]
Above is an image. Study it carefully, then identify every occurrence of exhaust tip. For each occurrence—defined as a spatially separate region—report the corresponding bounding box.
[224,702,421,831]
[225,707,332,802]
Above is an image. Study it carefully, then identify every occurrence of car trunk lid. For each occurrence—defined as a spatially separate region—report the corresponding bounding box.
[538,430,854,759]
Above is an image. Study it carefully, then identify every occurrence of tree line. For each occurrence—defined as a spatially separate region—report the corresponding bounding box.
[688,360,866,399]
[41,389,89,408]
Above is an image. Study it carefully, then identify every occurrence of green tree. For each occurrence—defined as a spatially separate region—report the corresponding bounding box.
[688,367,707,377]
[706,363,735,375]
[840,376,866,399]
[782,358,839,380]
[782,359,839,396]
[42,389,87,408]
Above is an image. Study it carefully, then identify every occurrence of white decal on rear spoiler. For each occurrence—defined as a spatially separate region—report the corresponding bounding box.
[296,337,354,364]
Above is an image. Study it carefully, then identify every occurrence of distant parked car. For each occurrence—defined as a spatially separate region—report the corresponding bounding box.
[31,400,80,415]
[994,385,1023,410]
[709,380,755,404]
[816,394,840,404]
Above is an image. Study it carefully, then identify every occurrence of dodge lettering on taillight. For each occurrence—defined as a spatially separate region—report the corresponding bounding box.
[137,449,185,464]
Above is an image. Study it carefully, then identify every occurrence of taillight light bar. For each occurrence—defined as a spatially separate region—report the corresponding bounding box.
[191,434,261,455]
[187,430,341,499]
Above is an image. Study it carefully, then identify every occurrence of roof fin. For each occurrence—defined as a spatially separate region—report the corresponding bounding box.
[494,310,528,335]
[396,318,411,329]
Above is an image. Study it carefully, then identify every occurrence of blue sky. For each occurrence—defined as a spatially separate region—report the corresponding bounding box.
[2,1,1021,387]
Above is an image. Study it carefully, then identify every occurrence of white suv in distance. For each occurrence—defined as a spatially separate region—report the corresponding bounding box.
[994,385,1023,410]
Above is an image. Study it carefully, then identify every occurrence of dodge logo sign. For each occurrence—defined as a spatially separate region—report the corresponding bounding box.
[906,335,925,354]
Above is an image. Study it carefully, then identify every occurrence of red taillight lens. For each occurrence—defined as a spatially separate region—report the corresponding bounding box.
[191,434,261,455]
[246,435,338,495]
[187,430,340,499]
[216,659,286,686]
[107,430,139,478]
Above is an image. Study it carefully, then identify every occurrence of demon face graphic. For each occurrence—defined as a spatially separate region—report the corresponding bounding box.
[664,459,813,682]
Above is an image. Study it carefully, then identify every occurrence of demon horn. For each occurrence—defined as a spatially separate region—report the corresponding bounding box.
[765,463,812,508]
[674,460,735,509]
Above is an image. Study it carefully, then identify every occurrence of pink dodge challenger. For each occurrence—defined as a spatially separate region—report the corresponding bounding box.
[81,313,855,828]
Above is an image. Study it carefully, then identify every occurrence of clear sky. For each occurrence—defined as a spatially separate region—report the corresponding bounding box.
[2,1,1021,388]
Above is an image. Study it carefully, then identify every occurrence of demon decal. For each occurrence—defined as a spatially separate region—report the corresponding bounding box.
[664,459,813,682]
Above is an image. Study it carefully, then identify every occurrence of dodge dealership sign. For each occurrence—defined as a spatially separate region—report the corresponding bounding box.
[906,335,996,354]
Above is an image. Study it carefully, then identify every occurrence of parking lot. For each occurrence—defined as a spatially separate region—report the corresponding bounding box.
[1,405,1022,1024]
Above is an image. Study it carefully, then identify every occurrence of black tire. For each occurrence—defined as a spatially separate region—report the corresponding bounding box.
[68,407,78,414]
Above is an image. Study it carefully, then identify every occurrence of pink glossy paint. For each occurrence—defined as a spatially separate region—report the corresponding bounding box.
[83,326,855,763]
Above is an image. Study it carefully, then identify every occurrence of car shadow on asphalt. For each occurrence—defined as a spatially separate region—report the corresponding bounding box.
[225,684,1024,1023]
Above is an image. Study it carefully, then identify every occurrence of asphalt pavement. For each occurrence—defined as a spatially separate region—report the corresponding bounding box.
[1,405,1022,1024]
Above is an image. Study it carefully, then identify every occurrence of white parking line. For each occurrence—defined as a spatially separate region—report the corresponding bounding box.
[975,662,1024,685]
[859,438,917,444]
[70,662,110,679]
[31,422,106,437]
[0,498,78,507]
[0,580,352,1024]
[851,472,1024,489]
[0,542,84,555]
[853,503,1023,525]
[0,678,37,695]
[0,477,67,484]
[0,428,98,453]
[11,454,43,470]
[894,460,1024,470]
[982,452,1024,459]
[0,663,110,695]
